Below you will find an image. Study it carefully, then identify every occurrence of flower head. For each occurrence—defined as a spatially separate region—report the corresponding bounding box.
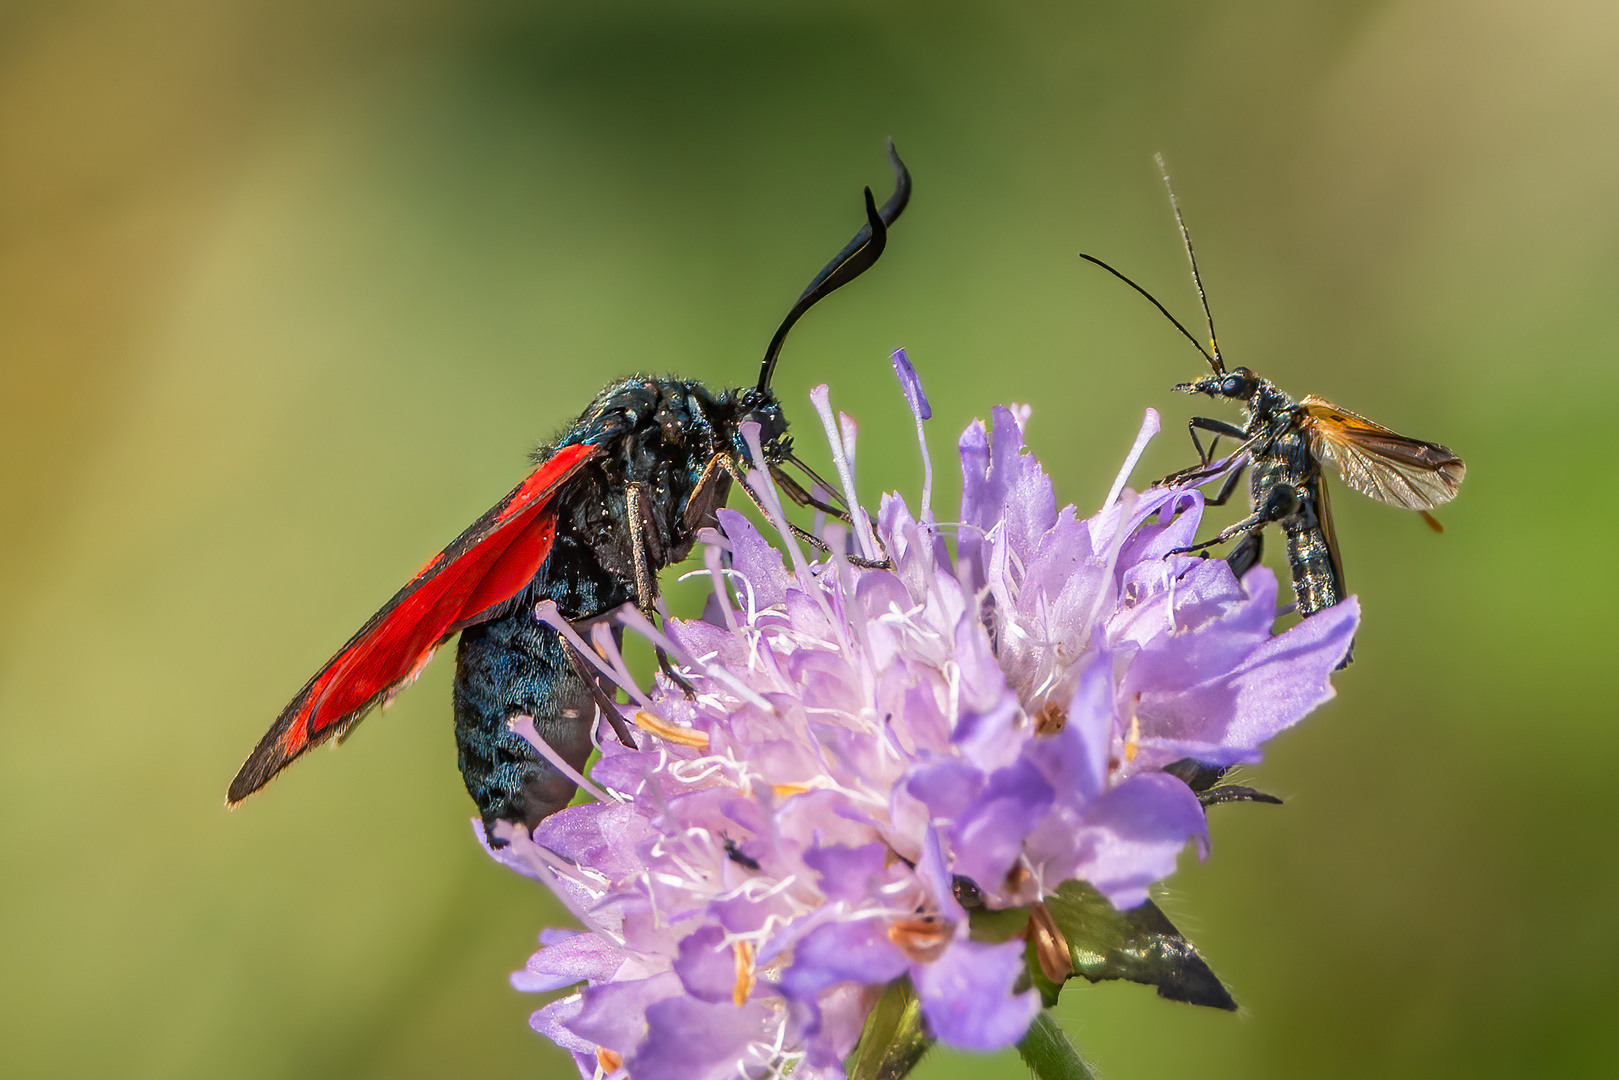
[486,351,1357,1080]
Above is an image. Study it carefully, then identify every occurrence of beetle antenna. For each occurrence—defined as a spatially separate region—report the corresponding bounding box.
[1155,154,1223,375]
[1077,252,1218,369]
[757,141,912,393]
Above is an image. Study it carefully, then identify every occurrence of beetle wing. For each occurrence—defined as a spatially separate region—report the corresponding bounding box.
[1299,396,1465,511]
[227,443,600,804]
[1310,472,1347,595]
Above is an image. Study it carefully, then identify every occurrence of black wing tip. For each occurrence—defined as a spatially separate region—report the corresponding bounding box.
[226,742,286,806]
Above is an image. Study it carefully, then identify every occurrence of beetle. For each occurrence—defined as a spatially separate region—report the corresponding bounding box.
[1081,157,1464,664]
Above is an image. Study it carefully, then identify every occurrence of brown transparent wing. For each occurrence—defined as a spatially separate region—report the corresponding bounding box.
[1311,473,1346,596]
[1299,396,1465,511]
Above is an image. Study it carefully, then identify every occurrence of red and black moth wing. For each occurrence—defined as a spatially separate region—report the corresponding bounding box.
[1298,396,1466,512]
[227,442,601,805]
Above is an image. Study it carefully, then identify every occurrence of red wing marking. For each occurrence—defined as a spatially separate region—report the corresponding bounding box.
[227,443,599,804]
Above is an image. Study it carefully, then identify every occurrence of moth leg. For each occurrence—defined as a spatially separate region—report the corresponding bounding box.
[772,464,854,521]
[783,450,850,511]
[626,482,696,696]
[720,457,823,549]
[722,457,891,570]
[682,452,731,531]
[1167,484,1299,557]
[564,644,637,748]
[625,482,659,613]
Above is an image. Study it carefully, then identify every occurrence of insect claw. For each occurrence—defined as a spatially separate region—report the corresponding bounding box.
[657,646,697,699]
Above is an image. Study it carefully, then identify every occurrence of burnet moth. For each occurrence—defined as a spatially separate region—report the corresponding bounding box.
[228,144,911,842]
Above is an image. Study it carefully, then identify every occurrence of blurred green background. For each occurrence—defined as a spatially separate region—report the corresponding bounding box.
[2,1,1615,1077]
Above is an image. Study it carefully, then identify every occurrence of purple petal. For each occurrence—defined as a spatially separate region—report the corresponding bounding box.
[530,996,596,1079]
[532,802,656,881]
[1130,595,1359,762]
[629,997,772,1080]
[674,925,736,1004]
[950,757,1055,888]
[904,760,984,823]
[803,842,890,904]
[1072,772,1209,910]
[1115,560,1275,686]
[1026,645,1115,808]
[987,405,1057,560]
[915,826,967,922]
[955,419,992,593]
[779,919,908,1002]
[798,983,869,1070]
[513,931,628,993]
[913,938,1040,1051]
[567,971,682,1054]
[717,508,791,610]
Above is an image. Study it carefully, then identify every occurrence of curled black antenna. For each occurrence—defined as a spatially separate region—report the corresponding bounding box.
[1154,153,1223,375]
[1077,252,1218,370]
[757,141,912,393]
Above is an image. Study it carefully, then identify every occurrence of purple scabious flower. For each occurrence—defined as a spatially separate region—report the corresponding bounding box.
[484,351,1358,1080]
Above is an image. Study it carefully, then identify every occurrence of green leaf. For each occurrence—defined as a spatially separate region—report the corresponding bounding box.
[967,903,1031,944]
[846,976,933,1080]
[1016,1011,1099,1080]
[1043,880,1236,1010]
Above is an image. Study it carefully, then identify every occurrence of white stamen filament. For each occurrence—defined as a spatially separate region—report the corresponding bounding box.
[1103,408,1161,510]
[508,715,618,804]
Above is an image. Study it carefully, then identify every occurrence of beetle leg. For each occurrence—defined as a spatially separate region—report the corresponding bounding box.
[1187,416,1248,466]
[1225,531,1263,579]
[1203,458,1250,508]
[1167,484,1299,556]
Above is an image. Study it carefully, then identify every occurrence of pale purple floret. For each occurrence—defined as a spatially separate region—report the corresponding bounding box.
[483,358,1358,1080]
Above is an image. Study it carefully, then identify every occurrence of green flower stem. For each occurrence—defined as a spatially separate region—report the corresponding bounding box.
[1017,1011,1099,1080]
